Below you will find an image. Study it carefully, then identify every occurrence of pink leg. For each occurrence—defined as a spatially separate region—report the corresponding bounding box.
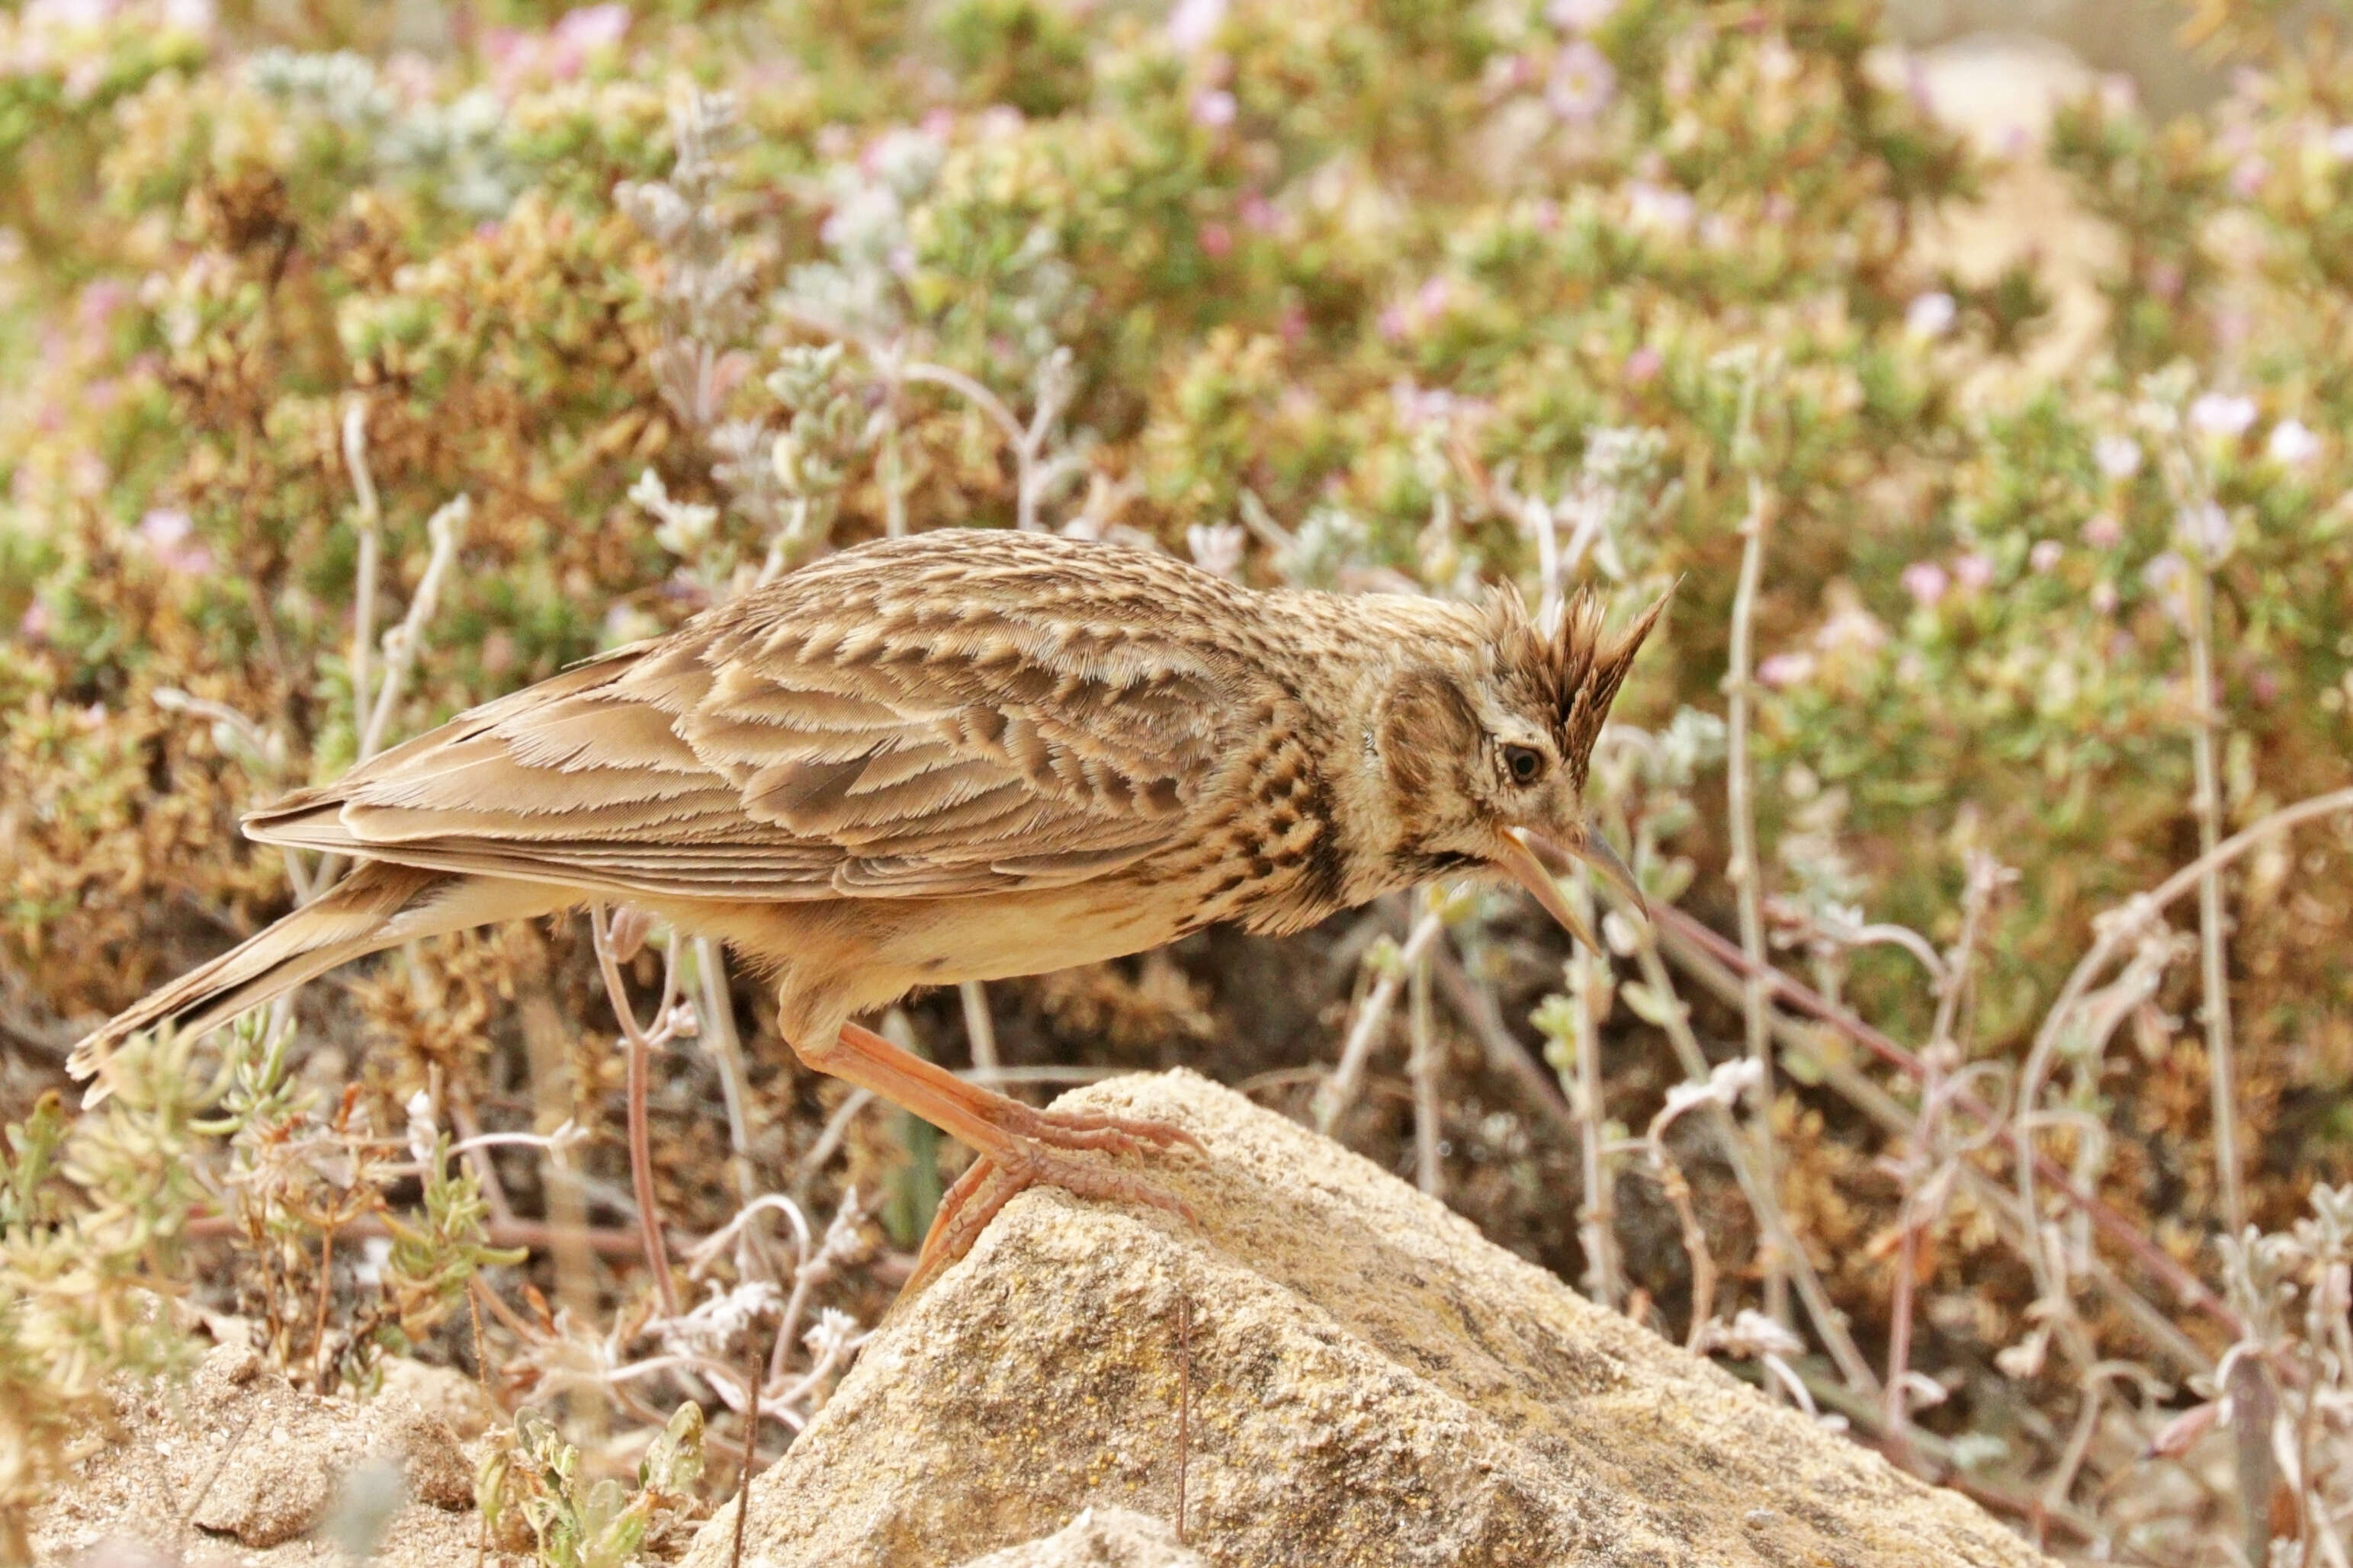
[796,1021,1201,1289]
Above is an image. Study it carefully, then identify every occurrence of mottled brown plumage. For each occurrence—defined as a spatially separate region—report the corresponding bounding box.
[71,529,1664,1284]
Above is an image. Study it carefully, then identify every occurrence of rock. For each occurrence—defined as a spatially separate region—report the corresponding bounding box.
[174,1346,471,1545]
[952,1508,1205,1568]
[32,1342,480,1566]
[377,1355,501,1442]
[685,1070,2055,1568]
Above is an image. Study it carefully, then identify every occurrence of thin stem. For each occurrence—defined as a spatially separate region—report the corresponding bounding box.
[878,399,908,538]
[590,909,682,1319]
[342,398,381,758]
[1722,354,1787,1326]
[2009,784,2353,1317]
[1629,926,1880,1394]
[624,1023,672,1313]
[959,980,1000,1074]
[1656,900,2244,1338]
[359,494,470,762]
[1315,906,1447,1134]
[695,938,761,1204]
[898,360,1024,456]
[2034,786,2353,1063]
[1570,870,1618,1307]
[1888,854,2001,1455]
[731,1319,765,1568]
[311,1226,336,1393]
[2186,548,2244,1236]
[1884,1215,1921,1467]
[1408,894,1443,1198]
[1429,944,1575,1131]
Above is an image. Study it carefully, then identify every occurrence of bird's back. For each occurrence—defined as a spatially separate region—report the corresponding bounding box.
[245,531,1352,913]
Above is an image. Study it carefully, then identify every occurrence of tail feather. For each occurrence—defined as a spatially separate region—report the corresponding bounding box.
[66,862,448,1101]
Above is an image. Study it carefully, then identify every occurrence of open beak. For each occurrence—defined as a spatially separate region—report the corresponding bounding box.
[1493,826,1648,954]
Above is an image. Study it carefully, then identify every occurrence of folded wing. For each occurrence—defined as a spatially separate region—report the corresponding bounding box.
[248,533,1239,901]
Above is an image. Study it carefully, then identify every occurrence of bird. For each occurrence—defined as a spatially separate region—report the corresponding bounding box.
[69,527,1663,1286]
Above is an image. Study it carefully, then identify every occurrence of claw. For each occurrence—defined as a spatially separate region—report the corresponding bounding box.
[907,1104,1199,1291]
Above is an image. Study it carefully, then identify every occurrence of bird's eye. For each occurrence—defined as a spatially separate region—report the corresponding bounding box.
[1503,745,1546,785]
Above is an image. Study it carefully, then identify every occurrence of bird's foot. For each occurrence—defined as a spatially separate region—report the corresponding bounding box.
[909,1105,1200,1291]
[994,1097,1205,1159]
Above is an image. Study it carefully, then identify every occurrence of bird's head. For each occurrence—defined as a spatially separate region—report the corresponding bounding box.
[1372,585,1668,948]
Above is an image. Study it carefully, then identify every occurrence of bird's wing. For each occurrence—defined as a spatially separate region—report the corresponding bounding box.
[247,533,1243,901]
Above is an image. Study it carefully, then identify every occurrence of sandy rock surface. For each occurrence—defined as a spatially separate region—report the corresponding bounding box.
[685,1070,2056,1568]
[952,1507,1205,1567]
[31,1344,477,1567]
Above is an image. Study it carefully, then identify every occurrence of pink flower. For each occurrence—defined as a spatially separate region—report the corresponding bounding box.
[1952,551,1994,592]
[1546,40,1616,123]
[1904,291,1957,339]
[1900,561,1949,607]
[2142,551,2191,619]
[1757,651,1816,688]
[1166,0,1227,53]
[2266,418,2322,468]
[34,0,119,24]
[2030,540,2062,572]
[2090,581,2119,614]
[1892,564,1948,606]
[1488,53,1534,92]
[1198,221,1232,258]
[2093,434,2141,480]
[78,278,129,332]
[2177,502,2231,559]
[2188,393,2257,439]
[1624,181,1695,238]
[17,601,50,641]
[1545,0,1617,31]
[138,508,214,576]
[554,4,629,52]
[2082,513,2123,549]
[1190,88,1237,128]
[1623,345,1661,385]
[1814,598,1887,655]
[1415,276,1451,317]
[1237,192,1278,233]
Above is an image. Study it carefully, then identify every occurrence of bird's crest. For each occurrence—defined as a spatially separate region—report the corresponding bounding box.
[1485,585,1671,788]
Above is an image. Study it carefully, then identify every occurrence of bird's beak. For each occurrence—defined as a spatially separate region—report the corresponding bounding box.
[1571,829,1648,923]
[1493,826,1648,954]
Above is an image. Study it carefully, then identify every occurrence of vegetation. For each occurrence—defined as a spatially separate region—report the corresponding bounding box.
[5,0,2353,1560]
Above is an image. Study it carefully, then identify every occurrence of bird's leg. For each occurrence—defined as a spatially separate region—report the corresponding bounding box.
[797,1021,1202,1289]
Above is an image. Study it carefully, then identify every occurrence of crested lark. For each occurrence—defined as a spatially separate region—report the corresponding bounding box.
[72,528,1662,1284]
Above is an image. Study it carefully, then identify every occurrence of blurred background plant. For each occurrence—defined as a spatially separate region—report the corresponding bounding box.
[5,0,2353,1562]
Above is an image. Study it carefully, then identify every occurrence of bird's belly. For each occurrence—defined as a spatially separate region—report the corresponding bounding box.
[868,883,1188,986]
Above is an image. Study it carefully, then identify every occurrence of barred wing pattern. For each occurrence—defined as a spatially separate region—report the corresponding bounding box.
[248,533,1245,902]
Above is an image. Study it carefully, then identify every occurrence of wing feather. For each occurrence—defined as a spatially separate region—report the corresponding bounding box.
[244,531,1247,901]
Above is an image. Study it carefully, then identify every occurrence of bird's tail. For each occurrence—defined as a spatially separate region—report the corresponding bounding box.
[67,861,460,1103]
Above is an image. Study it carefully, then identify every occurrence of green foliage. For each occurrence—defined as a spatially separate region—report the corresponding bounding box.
[480,1402,705,1568]
[378,1139,529,1346]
